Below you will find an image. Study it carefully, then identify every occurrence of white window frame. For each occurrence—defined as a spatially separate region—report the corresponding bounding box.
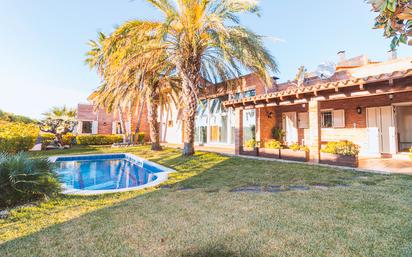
[320,109,345,128]
[80,120,94,134]
[298,112,309,129]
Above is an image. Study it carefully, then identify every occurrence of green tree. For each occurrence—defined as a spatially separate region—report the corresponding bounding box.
[102,0,277,156]
[368,0,412,49]
[87,32,180,150]
[40,106,77,146]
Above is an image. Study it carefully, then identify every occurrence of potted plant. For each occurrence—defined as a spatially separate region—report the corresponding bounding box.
[259,139,282,159]
[241,139,259,156]
[281,143,309,162]
[320,140,359,167]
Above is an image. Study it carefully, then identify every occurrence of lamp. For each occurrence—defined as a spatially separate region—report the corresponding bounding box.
[388,94,394,100]
[267,112,273,118]
[356,107,362,114]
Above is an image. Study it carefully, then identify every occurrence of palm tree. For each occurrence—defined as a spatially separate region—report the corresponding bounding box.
[104,0,277,155]
[86,31,180,150]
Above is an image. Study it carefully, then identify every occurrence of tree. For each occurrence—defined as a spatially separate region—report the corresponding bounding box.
[105,0,277,156]
[86,32,181,150]
[40,106,77,146]
[368,0,412,49]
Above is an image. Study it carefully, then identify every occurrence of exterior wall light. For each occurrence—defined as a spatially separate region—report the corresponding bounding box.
[356,107,362,114]
[268,112,273,118]
[388,94,394,100]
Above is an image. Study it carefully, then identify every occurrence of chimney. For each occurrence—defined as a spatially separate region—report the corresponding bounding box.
[337,50,346,63]
[388,50,397,60]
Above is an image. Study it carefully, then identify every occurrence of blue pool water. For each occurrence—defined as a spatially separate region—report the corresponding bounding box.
[55,155,158,191]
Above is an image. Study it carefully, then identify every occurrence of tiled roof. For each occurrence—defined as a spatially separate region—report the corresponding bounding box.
[223,68,412,107]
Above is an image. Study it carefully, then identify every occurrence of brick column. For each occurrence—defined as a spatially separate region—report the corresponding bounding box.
[308,99,321,163]
[235,108,243,155]
[255,108,261,144]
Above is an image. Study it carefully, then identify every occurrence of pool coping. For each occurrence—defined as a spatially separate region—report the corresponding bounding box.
[49,153,175,195]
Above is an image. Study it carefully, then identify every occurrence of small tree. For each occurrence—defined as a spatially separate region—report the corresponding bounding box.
[40,106,77,146]
[368,0,412,49]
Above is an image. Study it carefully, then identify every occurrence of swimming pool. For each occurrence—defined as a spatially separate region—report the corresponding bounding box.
[49,153,174,195]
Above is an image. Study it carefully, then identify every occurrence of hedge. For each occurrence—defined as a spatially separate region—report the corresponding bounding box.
[40,133,55,150]
[76,135,123,145]
[0,123,39,154]
[62,133,76,145]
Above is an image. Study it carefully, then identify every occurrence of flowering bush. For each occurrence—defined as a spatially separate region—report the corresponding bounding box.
[289,143,309,152]
[40,133,56,150]
[76,135,123,145]
[0,123,39,153]
[62,133,76,145]
[264,140,282,149]
[321,140,360,156]
[244,139,257,148]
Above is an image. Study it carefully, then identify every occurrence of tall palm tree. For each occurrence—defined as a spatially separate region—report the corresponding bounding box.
[104,0,277,155]
[86,31,180,150]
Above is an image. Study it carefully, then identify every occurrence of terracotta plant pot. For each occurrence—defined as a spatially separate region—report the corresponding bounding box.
[320,152,359,168]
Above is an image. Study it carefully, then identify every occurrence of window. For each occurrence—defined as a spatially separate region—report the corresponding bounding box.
[113,122,123,134]
[243,109,256,144]
[298,112,309,129]
[321,111,333,128]
[321,110,345,128]
[82,121,93,134]
[231,90,256,100]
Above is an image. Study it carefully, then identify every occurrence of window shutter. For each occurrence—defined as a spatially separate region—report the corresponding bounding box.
[298,112,309,129]
[112,122,117,134]
[77,121,83,134]
[333,110,345,128]
[92,121,98,134]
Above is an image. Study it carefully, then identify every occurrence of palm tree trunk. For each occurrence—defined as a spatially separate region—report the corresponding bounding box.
[134,100,144,133]
[117,106,127,144]
[181,75,197,156]
[163,104,170,142]
[147,88,162,151]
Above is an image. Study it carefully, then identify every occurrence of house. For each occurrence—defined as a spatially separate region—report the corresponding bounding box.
[78,51,412,163]
[76,102,151,141]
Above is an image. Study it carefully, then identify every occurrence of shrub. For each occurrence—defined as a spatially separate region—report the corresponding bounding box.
[321,140,360,156]
[62,133,76,145]
[137,132,145,144]
[264,139,282,149]
[76,135,123,145]
[409,147,412,159]
[271,127,285,142]
[0,153,61,207]
[289,143,309,152]
[40,133,56,150]
[0,123,39,154]
[244,139,257,148]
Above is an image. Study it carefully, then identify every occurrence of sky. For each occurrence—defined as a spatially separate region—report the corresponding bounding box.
[1,0,412,119]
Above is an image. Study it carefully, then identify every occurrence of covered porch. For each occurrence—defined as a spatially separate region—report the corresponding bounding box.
[224,69,412,168]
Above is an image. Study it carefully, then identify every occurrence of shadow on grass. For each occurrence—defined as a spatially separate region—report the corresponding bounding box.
[1,146,409,256]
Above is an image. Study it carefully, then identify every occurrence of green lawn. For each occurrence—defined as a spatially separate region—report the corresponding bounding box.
[1,146,412,256]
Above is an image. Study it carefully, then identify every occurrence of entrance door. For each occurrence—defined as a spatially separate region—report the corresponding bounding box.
[283,112,298,144]
[366,106,395,154]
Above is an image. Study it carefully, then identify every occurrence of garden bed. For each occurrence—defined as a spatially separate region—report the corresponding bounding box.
[320,152,359,168]
[240,147,259,156]
[280,149,309,162]
[258,148,281,159]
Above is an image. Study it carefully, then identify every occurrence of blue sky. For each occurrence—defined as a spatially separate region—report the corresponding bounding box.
[1,0,412,119]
